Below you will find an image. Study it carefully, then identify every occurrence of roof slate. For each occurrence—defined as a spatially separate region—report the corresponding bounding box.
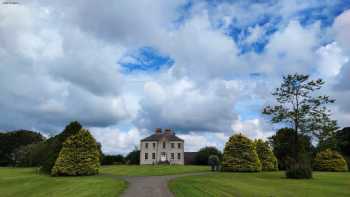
[141,132,184,142]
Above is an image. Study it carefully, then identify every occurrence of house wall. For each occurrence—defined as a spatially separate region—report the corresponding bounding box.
[140,140,184,165]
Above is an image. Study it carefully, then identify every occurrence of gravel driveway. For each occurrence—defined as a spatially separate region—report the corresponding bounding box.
[121,173,208,197]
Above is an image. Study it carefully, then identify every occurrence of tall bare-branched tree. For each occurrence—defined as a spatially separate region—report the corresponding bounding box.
[263,74,337,161]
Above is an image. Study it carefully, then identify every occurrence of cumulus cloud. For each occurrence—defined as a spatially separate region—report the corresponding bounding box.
[135,78,240,133]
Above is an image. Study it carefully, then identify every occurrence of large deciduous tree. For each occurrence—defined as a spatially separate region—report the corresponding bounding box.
[263,74,336,162]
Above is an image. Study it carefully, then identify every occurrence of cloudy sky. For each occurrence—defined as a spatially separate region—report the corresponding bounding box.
[1,0,350,154]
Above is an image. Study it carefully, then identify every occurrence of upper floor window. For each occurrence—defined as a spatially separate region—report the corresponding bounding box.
[178,143,181,149]
[162,142,166,149]
[145,143,148,149]
[171,143,174,148]
[153,143,156,148]
[145,153,148,160]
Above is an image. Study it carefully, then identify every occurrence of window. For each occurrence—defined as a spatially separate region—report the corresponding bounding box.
[145,153,148,160]
[153,143,156,148]
[171,143,174,148]
[163,142,166,149]
[178,143,181,149]
[152,153,156,159]
[145,143,148,149]
[171,153,174,160]
[177,153,181,160]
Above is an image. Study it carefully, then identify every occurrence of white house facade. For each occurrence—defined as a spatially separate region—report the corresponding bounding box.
[140,128,184,165]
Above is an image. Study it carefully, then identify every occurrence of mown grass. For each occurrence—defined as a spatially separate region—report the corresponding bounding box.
[101,165,210,176]
[0,167,127,197]
[169,171,350,197]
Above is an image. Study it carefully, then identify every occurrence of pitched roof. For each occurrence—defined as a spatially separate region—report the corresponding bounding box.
[141,132,184,142]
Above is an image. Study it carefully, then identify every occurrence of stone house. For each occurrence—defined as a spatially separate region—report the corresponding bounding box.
[140,128,184,165]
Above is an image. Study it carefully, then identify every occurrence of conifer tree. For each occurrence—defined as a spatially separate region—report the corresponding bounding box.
[255,139,278,171]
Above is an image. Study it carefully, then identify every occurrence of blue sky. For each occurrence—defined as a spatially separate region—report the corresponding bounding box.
[1,0,350,154]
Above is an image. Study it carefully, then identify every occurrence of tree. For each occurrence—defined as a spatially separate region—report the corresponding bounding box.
[195,146,222,165]
[51,129,100,176]
[263,74,336,178]
[102,155,125,165]
[13,142,47,167]
[125,147,140,165]
[208,155,220,171]
[40,121,82,173]
[0,130,44,166]
[255,139,278,171]
[222,134,261,172]
[269,128,313,170]
[313,149,348,172]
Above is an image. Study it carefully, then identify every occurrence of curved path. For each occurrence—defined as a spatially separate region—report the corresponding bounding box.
[121,172,208,197]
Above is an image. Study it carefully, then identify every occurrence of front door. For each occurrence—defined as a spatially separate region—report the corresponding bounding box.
[160,152,167,162]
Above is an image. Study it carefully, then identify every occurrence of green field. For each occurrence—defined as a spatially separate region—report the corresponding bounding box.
[100,165,210,176]
[0,167,127,197]
[169,171,350,197]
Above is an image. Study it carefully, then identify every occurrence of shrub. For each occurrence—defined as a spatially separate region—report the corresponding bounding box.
[269,128,313,170]
[286,162,313,179]
[51,129,100,176]
[222,134,261,172]
[102,155,125,165]
[125,147,140,165]
[40,121,82,173]
[313,149,348,172]
[195,146,222,165]
[255,139,278,171]
[208,155,220,171]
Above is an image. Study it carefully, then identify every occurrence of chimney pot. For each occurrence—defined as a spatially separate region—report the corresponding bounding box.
[155,128,162,134]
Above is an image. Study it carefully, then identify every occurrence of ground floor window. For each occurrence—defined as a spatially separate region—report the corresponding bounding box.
[152,152,155,159]
[177,153,181,160]
[145,153,148,160]
[171,153,174,159]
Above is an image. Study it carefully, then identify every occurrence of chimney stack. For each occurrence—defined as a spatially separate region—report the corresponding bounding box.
[155,128,162,134]
[164,128,172,134]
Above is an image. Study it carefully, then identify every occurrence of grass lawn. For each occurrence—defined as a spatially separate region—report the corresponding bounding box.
[169,171,350,197]
[101,165,210,176]
[0,167,127,197]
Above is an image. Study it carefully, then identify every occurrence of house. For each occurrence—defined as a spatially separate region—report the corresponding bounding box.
[140,128,184,165]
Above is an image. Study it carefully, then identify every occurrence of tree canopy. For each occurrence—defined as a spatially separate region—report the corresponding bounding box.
[195,146,222,165]
[255,139,278,171]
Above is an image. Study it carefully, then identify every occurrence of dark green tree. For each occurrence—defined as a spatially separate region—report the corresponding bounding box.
[208,155,220,171]
[40,121,82,173]
[102,154,125,165]
[125,147,140,165]
[51,129,100,176]
[263,74,336,178]
[222,134,261,172]
[255,139,278,171]
[0,130,44,166]
[195,146,222,165]
[269,128,313,170]
[13,142,47,167]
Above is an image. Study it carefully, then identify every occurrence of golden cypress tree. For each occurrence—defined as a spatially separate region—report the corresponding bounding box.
[255,139,278,171]
[222,134,261,172]
[51,129,100,176]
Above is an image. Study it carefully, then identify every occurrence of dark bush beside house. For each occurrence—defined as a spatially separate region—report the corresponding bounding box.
[195,146,222,165]
[255,139,278,171]
[222,134,261,172]
[125,147,140,165]
[51,129,100,176]
[313,149,348,172]
[102,154,125,165]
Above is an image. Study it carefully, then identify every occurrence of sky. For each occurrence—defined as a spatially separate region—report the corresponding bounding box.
[1,0,350,155]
